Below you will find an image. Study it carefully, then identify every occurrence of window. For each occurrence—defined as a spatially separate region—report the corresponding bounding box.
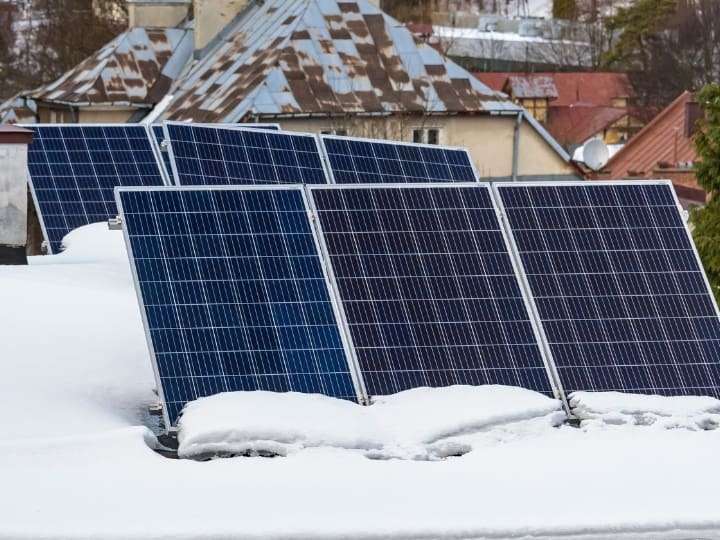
[412,128,441,145]
[521,98,548,123]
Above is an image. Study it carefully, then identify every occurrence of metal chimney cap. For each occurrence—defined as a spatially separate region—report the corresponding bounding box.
[0,124,33,144]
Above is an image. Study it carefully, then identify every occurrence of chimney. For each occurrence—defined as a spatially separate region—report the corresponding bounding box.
[127,0,191,28]
[193,0,249,53]
[0,125,33,265]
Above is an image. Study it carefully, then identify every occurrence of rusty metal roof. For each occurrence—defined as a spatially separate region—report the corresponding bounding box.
[0,94,38,124]
[163,0,518,122]
[505,75,558,100]
[30,27,193,107]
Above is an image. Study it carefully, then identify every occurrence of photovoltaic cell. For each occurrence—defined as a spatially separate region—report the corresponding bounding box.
[320,135,477,184]
[26,124,165,253]
[151,124,281,182]
[309,184,554,397]
[165,123,328,186]
[116,186,358,426]
[496,181,720,398]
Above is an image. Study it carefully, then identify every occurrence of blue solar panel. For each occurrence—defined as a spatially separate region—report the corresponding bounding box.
[308,184,555,397]
[151,124,282,182]
[320,135,477,184]
[165,123,328,186]
[116,186,360,426]
[26,124,165,253]
[496,181,720,398]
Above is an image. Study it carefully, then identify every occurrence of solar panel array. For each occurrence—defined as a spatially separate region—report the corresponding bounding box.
[320,135,477,184]
[165,123,328,186]
[496,182,720,398]
[26,124,165,253]
[116,186,359,425]
[150,124,281,184]
[309,185,554,396]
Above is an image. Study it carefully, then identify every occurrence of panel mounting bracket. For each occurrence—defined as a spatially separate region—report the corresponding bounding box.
[108,216,123,230]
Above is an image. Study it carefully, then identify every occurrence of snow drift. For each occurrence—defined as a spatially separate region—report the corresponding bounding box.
[571,391,720,430]
[177,386,565,460]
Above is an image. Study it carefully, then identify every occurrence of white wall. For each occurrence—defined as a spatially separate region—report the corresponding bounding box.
[0,144,28,247]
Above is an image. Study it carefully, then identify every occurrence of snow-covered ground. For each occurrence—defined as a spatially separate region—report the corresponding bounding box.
[2,224,720,539]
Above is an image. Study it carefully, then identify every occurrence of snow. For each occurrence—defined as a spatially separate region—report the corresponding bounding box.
[177,386,564,460]
[0,223,155,440]
[571,391,720,431]
[2,223,720,539]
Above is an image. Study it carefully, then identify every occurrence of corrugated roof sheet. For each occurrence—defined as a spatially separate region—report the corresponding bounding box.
[603,91,698,178]
[163,0,515,122]
[30,27,193,106]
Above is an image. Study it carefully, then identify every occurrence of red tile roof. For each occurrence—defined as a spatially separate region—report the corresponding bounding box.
[474,71,638,147]
[474,72,634,107]
[546,105,627,147]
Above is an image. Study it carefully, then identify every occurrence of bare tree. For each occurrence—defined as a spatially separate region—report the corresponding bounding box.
[0,0,126,102]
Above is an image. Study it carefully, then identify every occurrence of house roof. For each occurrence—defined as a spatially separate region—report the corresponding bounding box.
[603,91,697,179]
[504,75,558,99]
[29,27,193,107]
[162,0,517,122]
[475,72,634,108]
[0,94,38,124]
[546,105,627,148]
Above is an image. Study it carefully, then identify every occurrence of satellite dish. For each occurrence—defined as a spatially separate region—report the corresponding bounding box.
[583,139,610,171]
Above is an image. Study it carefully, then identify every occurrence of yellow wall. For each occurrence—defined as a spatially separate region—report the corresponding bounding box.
[38,106,137,124]
[277,115,576,179]
[128,4,190,28]
[77,108,136,124]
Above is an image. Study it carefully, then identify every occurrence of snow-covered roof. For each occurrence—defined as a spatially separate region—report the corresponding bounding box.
[2,223,720,538]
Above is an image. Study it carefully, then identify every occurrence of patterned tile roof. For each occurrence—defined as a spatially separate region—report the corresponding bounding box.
[30,27,193,107]
[163,0,518,122]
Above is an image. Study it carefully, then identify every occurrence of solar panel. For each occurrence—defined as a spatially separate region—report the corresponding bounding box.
[307,184,555,397]
[26,124,166,254]
[165,122,328,186]
[320,135,478,184]
[495,181,720,399]
[116,185,361,426]
[150,123,282,182]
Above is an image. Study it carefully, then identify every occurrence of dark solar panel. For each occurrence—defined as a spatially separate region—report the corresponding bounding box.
[308,184,555,397]
[496,181,720,398]
[116,186,360,426]
[320,135,477,184]
[165,123,328,186]
[150,124,281,184]
[26,124,165,253]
